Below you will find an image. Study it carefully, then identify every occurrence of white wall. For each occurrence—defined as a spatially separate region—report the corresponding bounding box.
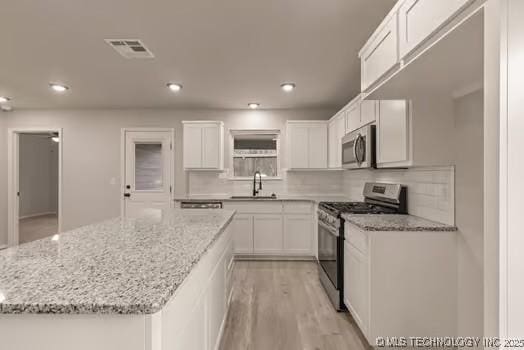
[2,108,334,237]
[18,134,59,218]
[0,115,7,246]
[483,0,501,338]
[453,90,484,341]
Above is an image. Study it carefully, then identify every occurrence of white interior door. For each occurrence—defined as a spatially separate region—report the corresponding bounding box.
[123,130,173,218]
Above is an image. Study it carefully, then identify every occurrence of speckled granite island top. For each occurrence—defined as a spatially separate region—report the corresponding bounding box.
[0,209,235,315]
[341,213,457,232]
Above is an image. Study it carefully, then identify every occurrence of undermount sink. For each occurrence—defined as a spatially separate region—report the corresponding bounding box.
[230,195,278,200]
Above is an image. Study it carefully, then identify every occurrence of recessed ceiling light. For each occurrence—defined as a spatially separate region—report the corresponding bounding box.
[167,83,183,92]
[49,83,69,93]
[1,105,13,112]
[281,83,296,92]
[0,96,11,103]
[248,103,260,109]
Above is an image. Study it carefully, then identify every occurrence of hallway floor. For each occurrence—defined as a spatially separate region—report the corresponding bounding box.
[19,214,58,244]
[219,261,369,350]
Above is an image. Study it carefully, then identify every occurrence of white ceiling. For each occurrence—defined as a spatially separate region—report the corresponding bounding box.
[0,0,396,110]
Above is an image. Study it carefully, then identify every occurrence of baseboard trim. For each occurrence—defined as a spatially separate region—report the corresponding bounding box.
[19,212,57,220]
[0,244,7,250]
[234,254,316,261]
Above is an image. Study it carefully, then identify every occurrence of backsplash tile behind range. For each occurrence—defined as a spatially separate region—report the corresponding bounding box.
[188,166,454,225]
[188,171,344,197]
[343,166,455,225]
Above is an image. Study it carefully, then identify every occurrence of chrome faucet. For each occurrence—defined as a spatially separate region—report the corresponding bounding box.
[253,171,262,197]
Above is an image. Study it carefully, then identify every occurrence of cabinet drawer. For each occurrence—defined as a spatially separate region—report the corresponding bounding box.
[223,201,283,214]
[399,0,473,58]
[360,14,399,91]
[345,222,368,254]
[283,201,312,214]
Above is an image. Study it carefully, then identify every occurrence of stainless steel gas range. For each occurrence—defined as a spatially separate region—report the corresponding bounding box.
[317,182,407,311]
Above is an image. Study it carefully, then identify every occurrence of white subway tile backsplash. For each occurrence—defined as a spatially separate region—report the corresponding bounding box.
[343,166,455,225]
[188,170,345,197]
[188,165,455,226]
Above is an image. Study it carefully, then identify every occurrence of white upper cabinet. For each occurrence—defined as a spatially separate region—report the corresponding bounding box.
[287,124,310,169]
[376,100,410,167]
[308,125,328,168]
[287,121,328,170]
[359,14,399,92]
[376,98,457,168]
[328,113,346,169]
[182,121,224,170]
[346,103,361,134]
[359,0,479,94]
[398,0,474,58]
[344,95,378,134]
[183,123,203,169]
[360,100,377,127]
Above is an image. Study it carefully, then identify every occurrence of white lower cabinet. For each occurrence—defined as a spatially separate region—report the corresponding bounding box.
[231,214,254,254]
[224,201,314,257]
[343,222,457,346]
[253,214,283,254]
[207,253,226,349]
[283,214,312,255]
[343,241,369,336]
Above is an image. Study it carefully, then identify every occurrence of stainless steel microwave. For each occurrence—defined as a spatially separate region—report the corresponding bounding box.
[342,124,376,169]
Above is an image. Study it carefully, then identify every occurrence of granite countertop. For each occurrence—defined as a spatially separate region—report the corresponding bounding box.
[341,213,457,232]
[174,194,352,203]
[0,209,235,315]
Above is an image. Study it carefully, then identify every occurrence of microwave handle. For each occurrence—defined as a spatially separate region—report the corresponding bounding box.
[353,136,359,163]
[354,134,363,164]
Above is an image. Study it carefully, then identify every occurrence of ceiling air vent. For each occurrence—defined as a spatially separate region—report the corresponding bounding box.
[105,39,154,59]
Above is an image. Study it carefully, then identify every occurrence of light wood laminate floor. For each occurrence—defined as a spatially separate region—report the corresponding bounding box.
[19,214,58,244]
[219,261,369,350]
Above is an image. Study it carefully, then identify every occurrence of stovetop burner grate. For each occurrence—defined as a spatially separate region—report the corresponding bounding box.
[318,201,400,215]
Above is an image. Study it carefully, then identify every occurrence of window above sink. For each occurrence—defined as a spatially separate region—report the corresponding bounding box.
[229,130,281,180]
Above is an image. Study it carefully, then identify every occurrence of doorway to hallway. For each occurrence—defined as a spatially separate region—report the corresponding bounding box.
[7,129,62,246]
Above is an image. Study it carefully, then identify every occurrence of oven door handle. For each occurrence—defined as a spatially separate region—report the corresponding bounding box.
[318,220,339,237]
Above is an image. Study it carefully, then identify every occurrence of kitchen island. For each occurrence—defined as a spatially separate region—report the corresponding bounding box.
[0,209,235,350]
